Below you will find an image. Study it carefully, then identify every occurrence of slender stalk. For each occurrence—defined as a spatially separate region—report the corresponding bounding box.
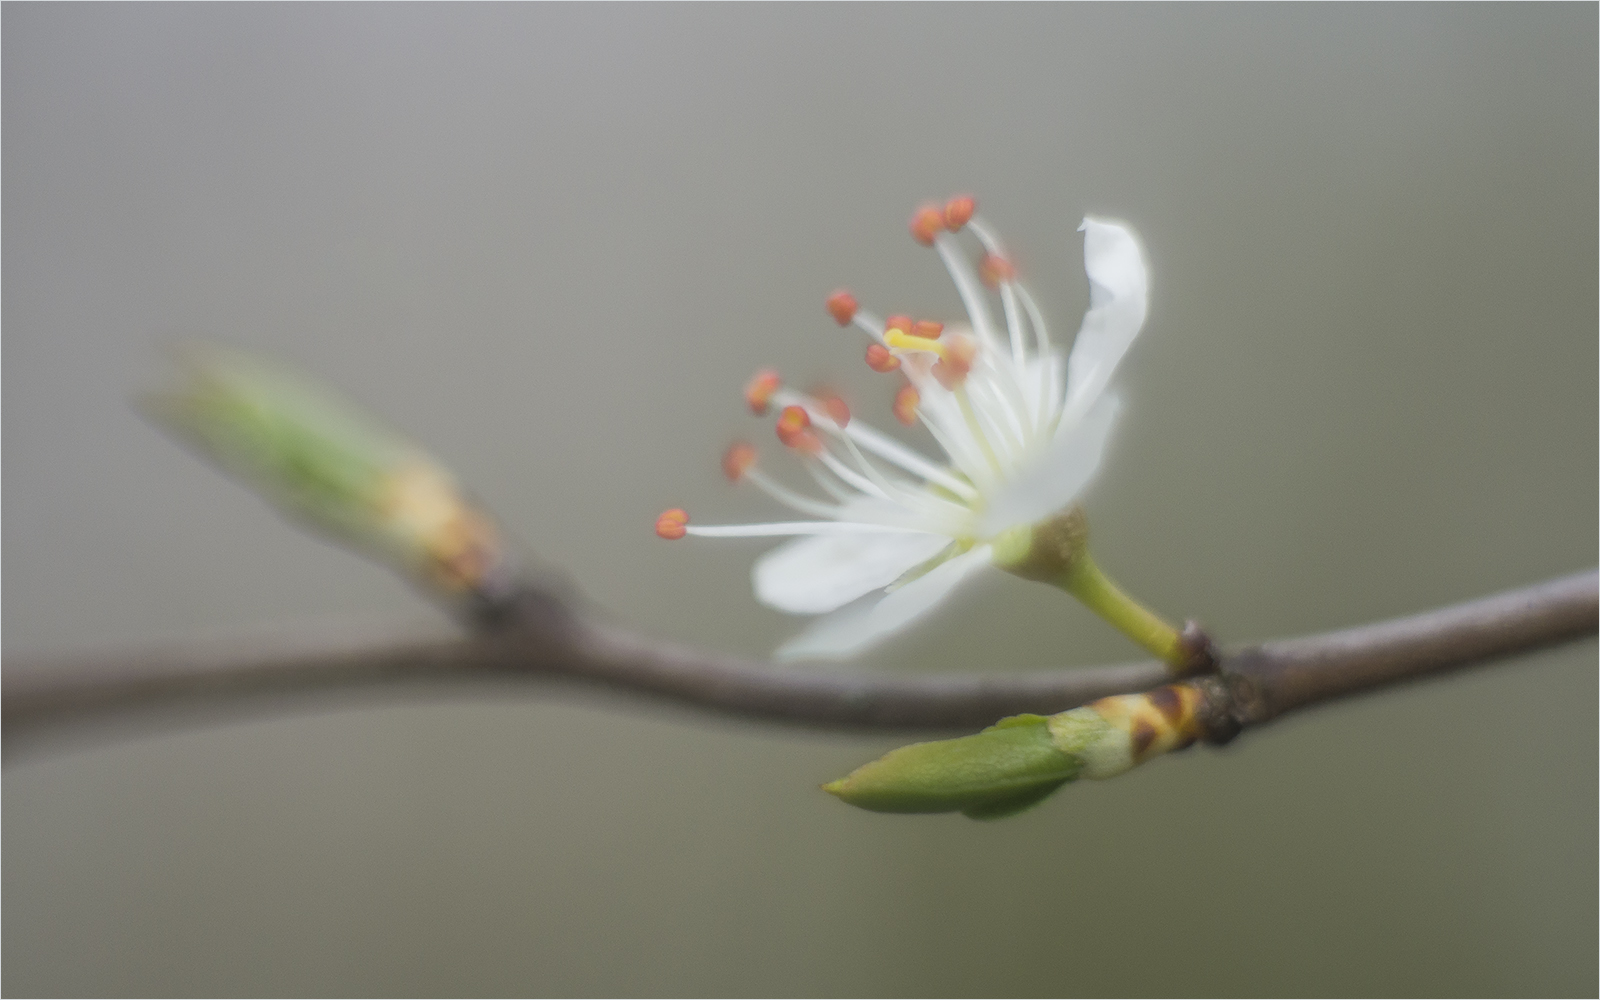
[5,570,1594,758]
[1058,553,1184,667]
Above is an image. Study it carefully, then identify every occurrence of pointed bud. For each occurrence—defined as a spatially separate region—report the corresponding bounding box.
[144,345,506,594]
[823,714,1082,819]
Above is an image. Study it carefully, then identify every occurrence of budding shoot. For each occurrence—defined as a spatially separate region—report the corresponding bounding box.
[744,369,781,415]
[825,290,858,327]
[654,508,689,540]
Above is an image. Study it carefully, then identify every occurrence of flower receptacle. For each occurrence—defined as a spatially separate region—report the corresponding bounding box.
[993,506,1195,670]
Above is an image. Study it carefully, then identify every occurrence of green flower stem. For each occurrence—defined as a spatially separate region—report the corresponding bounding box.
[1058,552,1184,667]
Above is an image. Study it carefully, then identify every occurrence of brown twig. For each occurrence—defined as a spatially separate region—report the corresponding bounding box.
[6,570,1594,756]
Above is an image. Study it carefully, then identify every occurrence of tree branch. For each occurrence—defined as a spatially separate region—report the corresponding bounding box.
[6,570,1594,754]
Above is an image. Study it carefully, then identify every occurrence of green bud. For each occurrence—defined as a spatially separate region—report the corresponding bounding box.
[823,714,1082,820]
[144,345,504,594]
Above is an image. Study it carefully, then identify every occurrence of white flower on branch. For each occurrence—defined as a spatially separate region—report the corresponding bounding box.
[658,197,1151,661]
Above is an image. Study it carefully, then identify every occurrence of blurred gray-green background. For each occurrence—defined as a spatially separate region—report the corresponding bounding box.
[5,5,1596,996]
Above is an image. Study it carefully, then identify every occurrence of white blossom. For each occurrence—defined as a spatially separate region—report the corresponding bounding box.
[658,198,1151,661]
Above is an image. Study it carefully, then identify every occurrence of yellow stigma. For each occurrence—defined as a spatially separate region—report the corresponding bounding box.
[884,330,947,357]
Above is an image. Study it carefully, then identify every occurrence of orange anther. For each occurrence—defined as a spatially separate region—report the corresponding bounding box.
[721,442,757,482]
[817,393,851,428]
[909,203,944,246]
[864,342,901,373]
[912,319,944,339]
[826,289,858,326]
[884,314,913,334]
[791,429,823,454]
[655,508,689,540]
[979,253,1017,288]
[931,335,977,390]
[892,383,920,426]
[943,195,976,231]
[744,369,781,415]
[775,404,811,445]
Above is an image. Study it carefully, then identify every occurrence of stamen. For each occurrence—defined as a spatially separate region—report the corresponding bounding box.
[933,231,1005,354]
[979,253,1017,288]
[954,386,1005,475]
[816,392,851,428]
[839,419,979,500]
[884,314,913,334]
[745,467,845,518]
[775,405,823,455]
[813,449,890,501]
[745,369,781,415]
[930,334,977,390]
[685,521,938,538]
[893,383,920,426]
[864,343,902,373]
[913,320,945,339]
[826,290,858,327]
[909,204,944,246]
[654,508,689,540]
[721,442,757,482]
[943,195,976,231]
[800,452,862,501]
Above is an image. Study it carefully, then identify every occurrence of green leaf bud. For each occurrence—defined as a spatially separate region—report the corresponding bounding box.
[822,714,1082,819]
[144,345,506,595]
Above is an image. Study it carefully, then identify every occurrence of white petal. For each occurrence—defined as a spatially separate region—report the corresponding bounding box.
[975,393,1121,537]
[754,530,953,615]
[1062,218,1149,421]
[774,544,994,661]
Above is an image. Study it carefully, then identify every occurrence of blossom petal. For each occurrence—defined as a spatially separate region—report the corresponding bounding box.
[773,544,994,661]
[975,392,1121,537]
[1062,218,1148,421]
[754,530,954,615]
